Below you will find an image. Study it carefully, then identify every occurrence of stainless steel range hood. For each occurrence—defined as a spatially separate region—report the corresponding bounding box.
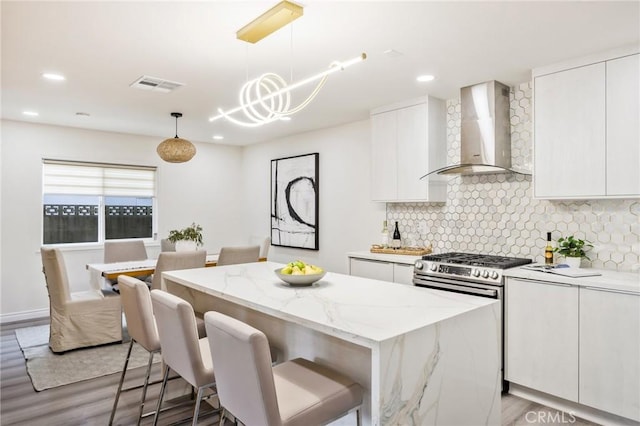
[422,80,529,178]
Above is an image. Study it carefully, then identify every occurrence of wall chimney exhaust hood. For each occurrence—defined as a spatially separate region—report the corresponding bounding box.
[421,80,529,178]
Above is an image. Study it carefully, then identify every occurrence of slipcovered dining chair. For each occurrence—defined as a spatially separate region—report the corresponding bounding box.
[40,247,122,353]
[151,290,218,426]
[109,276,207,426]
[204,311,364,426]
[216,245,260,266]
[151,250,206,291]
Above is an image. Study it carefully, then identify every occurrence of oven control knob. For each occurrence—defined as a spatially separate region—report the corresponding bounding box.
[490,271,499,280]
[472,269,481,277]
[482,270,490,278]
[415,261,423,270]
[430,263,438,272]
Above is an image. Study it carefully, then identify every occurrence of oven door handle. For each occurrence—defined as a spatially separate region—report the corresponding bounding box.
[414,278,498,298]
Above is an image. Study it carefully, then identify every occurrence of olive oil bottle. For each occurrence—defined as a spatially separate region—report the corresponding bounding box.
[545,232,554,265]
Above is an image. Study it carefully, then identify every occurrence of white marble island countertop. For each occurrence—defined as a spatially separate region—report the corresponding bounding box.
[163,261,498,347]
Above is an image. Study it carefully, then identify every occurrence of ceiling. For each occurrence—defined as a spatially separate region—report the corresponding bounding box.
[2,1,639,147]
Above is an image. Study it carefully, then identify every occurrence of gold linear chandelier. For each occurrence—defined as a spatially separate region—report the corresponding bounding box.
[211,1,367,128]
[237,0,303,44]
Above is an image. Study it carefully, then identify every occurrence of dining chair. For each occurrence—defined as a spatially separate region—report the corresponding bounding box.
[104,240,150,288]
[249,235,271,259]
[160,238,176,252]
[151,251,206,291]
[109,276,208,426]
[150,290,218,426]
[216,245,260,266]
[40,247,122,353]
[204,311,363,426]
[104,240,148,263]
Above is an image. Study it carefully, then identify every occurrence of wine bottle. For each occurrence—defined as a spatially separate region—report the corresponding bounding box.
[545,232,554,265]
[381,220,389,247]
[392,221,401,249]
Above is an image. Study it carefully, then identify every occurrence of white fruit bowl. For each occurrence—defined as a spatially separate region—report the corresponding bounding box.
[274,268,326,287]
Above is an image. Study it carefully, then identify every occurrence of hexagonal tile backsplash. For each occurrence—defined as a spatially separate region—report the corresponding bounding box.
[387,82,639,272]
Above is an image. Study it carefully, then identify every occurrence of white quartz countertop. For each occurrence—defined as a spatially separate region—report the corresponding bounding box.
[347,251,422,265]
[504,266,640,294]
[162,261,498,347]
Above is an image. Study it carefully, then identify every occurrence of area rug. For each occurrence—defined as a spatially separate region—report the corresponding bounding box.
[15,325,156,392]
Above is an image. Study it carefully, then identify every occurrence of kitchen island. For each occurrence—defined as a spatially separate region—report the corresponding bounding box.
[162,261,501,426]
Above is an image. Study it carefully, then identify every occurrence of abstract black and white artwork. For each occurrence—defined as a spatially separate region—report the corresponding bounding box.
[271,153,319,250]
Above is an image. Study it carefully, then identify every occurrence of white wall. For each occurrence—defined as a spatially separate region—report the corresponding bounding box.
[241,119,385,274]
[0,120,245,320]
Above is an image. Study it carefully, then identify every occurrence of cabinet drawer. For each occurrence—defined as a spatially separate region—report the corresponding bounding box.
[349,258,393,282]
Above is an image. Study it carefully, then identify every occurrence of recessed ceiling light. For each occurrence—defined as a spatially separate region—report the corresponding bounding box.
[23,111,39,116]
[279,117,291,121]
[212,135,224,140]
[42,73,65,81]
[417,75,435,82]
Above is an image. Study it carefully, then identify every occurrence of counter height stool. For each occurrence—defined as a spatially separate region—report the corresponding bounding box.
[204,311,363,426]
[109,276,206,426]
[151,290,219,426]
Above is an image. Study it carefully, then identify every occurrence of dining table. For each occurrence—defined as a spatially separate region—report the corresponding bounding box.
[86,254,266,290]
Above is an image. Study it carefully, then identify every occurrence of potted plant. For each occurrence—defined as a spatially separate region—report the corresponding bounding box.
[167,222,203,251]
[553,235,593,268]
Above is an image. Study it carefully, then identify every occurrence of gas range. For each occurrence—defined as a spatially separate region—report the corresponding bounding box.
[414,252,533,286]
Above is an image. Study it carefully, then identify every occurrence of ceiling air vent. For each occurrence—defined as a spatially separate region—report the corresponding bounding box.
[129,76,184,93]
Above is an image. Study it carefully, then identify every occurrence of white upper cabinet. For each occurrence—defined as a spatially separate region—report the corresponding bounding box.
[533,47,640,199]
[371,96,447,202]
[606,54,640,196]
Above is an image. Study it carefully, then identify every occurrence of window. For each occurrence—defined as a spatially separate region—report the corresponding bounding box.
[42,160,156,245]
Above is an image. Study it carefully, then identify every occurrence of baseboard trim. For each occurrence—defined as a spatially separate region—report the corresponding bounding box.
[508,383,639,426]
[0,308,49,324]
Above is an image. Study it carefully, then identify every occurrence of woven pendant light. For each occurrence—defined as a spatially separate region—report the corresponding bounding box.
[157,112,196,163]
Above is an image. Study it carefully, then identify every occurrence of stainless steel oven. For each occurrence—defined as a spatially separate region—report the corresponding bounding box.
[413,252,532,391]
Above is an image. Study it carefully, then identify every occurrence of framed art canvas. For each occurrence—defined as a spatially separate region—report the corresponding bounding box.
[271,153,319,250]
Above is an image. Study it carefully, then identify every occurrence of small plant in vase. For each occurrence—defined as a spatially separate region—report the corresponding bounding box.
[553,235,593,268]
[168,222,203,251]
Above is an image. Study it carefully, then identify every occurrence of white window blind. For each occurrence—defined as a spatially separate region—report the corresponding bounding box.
[43,160,156,197]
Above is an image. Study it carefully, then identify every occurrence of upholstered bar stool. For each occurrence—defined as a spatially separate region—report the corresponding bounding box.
[109,276,206,426]
[151,290,219,426]
[204,311,363,426]
[109,276,159,426]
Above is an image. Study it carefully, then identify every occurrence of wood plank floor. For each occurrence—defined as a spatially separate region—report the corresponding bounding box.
[1,318,599,426]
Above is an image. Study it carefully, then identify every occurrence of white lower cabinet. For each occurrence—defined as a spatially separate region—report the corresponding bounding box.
[579,287,640,421]
[349,258,393,282]
[505,278,579,401]
[507,277,640,421]
[392,263,414,285]
[349,257,414,285]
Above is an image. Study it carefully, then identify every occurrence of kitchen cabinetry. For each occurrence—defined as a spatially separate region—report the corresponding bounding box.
[579,287,640,421]
[370,96,447,202]
[505,277,579,401]
[347,252,418,285]
[506,271,640,422]
[533,48,639,199]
